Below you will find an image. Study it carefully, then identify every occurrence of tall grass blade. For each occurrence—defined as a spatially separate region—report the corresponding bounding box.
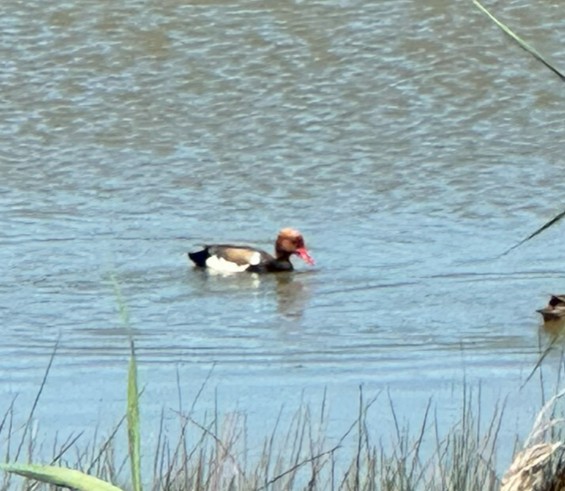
[128,341,142,491]
[522,335,560,388]
[110,275,141,490]
[15,340,58,461]
[0,463,123,491]
[110,274,130,327]
[474,0,565,81]
[502,209,565,255]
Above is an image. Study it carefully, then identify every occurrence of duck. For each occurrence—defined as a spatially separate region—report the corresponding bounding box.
[537,295,565,322]
[188,228,315,273]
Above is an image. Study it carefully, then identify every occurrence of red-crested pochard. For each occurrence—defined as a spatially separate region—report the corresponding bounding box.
[188,228,314,273]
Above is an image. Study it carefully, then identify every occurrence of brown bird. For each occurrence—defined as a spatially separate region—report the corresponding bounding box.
[537,295,565,322]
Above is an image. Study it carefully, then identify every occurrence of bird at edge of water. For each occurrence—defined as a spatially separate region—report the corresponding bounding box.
[537,295,565,322]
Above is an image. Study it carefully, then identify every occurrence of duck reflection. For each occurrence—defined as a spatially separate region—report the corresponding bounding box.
[188,268,311,319]
[274,272,310,319]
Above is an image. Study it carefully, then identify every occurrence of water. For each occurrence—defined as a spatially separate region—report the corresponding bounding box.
[1,0,565,473]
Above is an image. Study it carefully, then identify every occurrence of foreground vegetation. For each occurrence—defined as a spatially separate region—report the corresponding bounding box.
[0,360,505,491]
[1,339,565,491]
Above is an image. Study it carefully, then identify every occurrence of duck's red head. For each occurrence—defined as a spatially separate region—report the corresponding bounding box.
[275,228,315,265]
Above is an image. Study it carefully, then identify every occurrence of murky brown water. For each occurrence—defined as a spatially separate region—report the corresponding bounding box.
[1,0,565,470]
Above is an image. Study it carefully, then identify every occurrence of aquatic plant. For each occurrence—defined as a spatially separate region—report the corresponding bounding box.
[0,358,505,490]
[0,277,141,491]
[3,339,565,490]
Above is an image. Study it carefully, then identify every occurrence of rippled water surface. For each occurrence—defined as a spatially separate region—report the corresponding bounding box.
[1,0,565,470]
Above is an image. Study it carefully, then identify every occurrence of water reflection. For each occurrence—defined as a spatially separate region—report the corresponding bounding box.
[275,273,309,320]
[541,319,565,337]
[197,268,262,289]
[187,267,311,320]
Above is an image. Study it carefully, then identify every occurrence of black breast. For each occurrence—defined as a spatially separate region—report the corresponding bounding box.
[248,258,293,273]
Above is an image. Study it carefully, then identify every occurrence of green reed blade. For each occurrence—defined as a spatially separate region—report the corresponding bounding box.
[110,274,130,327]
[502,209,565,255]
[128,340,142,491]
[474,0,565,81]
[0,463,123,491]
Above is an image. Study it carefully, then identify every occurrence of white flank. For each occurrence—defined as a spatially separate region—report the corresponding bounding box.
[205,255,250,273]
[248,251,261,266]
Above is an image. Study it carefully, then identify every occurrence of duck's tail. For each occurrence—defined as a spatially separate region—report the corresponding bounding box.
[188,248,210,267]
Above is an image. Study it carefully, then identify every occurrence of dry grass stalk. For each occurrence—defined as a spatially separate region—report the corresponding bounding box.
[500,443,565,491]
[501,389,565,491]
